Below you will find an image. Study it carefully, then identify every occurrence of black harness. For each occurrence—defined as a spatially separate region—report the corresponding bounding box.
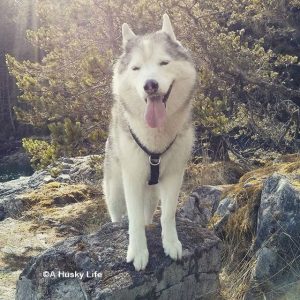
[129,127,176,185]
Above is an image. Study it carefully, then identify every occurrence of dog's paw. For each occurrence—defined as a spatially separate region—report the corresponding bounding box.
[126,246,149,271]
[163,238,182,260]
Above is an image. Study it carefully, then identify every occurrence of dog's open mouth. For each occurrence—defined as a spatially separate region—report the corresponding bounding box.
[144,81,174,107]
[144,81,174,128]
[162,81,174,106]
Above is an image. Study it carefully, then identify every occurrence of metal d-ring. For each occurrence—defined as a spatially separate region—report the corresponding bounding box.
[149,156,161,166]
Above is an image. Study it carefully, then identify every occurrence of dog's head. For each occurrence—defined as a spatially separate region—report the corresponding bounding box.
[113,14,196,128]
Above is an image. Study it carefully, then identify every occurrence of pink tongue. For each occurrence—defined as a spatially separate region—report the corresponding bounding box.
[144,96,166,128]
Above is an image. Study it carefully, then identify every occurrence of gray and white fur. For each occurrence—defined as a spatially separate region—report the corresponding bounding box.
[103,14,196,271]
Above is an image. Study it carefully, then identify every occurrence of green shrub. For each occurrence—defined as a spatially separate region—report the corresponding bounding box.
[22,138,56,170]
[49,118,83,157]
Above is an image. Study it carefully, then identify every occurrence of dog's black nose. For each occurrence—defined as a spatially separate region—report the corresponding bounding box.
[144,80,159,94]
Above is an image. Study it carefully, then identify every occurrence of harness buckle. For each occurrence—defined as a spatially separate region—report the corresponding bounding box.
[149,156,161,166]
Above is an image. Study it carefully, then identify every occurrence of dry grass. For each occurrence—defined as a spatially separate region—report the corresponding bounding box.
[185,160,245,188]
[21,182,94,210]
[220,250,257,300]
[240,156,300,183]
[224,182,262,241]
[211,154,300,299]
[19,182,109,233]
[179,159,245,209]
[0,270,21,300]
[221,155,300,244]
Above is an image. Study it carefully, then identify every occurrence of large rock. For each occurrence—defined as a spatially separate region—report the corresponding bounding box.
[0,176,31,219]
[16,219,221,300]
[180,186,224,227]
[0,147,32,182]
[254,174,300,251]
[0,149,31,169]
[246,174,300,299]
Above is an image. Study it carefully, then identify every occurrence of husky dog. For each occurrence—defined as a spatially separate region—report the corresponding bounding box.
[103,14,196,271]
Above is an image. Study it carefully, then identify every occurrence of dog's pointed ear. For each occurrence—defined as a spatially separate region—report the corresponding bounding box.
[162,14,176,41]
[122,23,136,47]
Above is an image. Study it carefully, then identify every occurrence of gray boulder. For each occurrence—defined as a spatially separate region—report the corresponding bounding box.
[0,148,32,181]
[215,197,236,217]
[213,197,236,236]
[0,176,31,219]
[47,156,103,185]
[246,174,300,298]
[180,185,224,227]
[254,174,300,251]
[180,172,300,299]
[16,219,222,300]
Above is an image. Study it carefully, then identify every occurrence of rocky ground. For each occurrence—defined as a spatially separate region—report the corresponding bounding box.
[1,153,300,299]
[0,156,109,299]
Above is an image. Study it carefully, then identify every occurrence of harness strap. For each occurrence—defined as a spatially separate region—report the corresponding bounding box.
[129,127,176,185]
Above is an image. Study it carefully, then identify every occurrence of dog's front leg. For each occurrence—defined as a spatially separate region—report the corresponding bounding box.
[159,171,184,260]
[122,170,149,271]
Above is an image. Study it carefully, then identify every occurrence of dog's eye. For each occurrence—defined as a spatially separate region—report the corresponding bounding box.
[160,61,169,66]
[132,66,140,71]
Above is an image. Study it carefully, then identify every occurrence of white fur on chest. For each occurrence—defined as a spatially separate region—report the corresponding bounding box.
[116,119,194,182]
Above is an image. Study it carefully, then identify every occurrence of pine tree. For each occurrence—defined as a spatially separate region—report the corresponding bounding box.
[7,0,300,166]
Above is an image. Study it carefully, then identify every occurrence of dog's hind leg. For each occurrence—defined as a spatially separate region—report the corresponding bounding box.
[144,188,159,225]
[103,154,126,222]
[104,175,125,222]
